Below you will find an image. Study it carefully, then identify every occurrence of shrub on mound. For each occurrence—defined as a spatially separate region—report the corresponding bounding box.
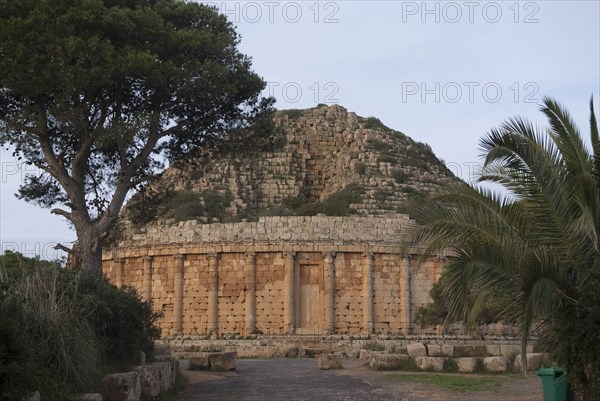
[0,251,161,400]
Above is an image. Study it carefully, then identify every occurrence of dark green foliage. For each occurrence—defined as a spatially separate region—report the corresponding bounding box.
[272,185,364,217]
[363,117,389,131]
[442,358,459,373]
[415,282,448,328]
[74,274,161,370]
[0,0,273,275]
[282,194,309,210]
[166,190,204,222]
[366,139,389,152]
[281,109,304,119]
[474,358,486,374]
[354,162,367,175]
[411,97,600,400]
[163,189,232,222]
[202,189,232,220]
[392,169,406,183]
[0,252,161,398]
[377,155,396,163]
[319,185,363,216]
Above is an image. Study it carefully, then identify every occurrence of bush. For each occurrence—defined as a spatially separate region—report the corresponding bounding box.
[0,252,161,398]
[443,358,458,373]
[75,273,162,370]
[166,190,203,221]
[363,117,389,131]
[354,162,367,175]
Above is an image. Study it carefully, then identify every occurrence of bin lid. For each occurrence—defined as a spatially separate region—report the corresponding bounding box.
[537,367,565,376]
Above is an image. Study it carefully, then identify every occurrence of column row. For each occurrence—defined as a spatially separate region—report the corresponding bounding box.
[128,251,416,335]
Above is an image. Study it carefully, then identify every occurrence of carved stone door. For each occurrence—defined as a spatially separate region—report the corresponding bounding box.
[296,264,321,334]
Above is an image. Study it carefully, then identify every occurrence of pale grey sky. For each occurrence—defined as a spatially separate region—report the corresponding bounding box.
[1,0,599,260]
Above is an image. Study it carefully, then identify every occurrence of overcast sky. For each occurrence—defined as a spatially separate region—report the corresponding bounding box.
[1,0,599,260]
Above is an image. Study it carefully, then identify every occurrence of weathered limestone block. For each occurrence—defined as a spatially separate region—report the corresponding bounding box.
[441,345,454,357]
[485,345,501,356]
[455,357,477,373]
[406,343,426,357]
[415,356,444,372]
[102,372,141,401]
[426,344,441,356]
[135,362,173,400]
[452,345,487,357]
[513,353,550,372]
[189,356,210,370]
[369,354,410,370]
[209,352,237,371]
[73,394,103,401]
[500,344,533,358]
[483,356,509,372]
[155,355,179,386]
[318,354,342,370]
[359,349,375,361]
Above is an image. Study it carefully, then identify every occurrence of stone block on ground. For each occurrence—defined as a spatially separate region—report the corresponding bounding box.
[455,357,477,373]
[318,354,342,370]
[426,344,441,356]
[452,345,487,357]
[483,356,509,372]
[189,356,210,371]
[369,354,410,371]
[415,356,444,372]
[359,349,373,361]
[441,345,454,357]
[500,344,533,358]
[208,352,237,371]
[513,353,550,372]
[485,345,501,356]
[136,361,173,399]
[73,395,103,401]
[406,343,426,357]
[102,372,141,401]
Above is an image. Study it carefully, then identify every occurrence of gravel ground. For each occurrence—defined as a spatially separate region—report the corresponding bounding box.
[177,358,543,401]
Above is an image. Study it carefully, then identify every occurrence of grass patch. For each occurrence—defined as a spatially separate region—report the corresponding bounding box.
[385,373,522,393]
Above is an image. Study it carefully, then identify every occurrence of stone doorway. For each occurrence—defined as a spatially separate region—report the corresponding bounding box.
[296,264,322,334]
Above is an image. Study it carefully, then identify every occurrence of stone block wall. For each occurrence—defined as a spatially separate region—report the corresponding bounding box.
[104,215,445,337]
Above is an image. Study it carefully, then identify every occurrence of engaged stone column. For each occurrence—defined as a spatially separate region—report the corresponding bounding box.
[174,254,185,335]
[323,252,336,334]
[362,252,374,334]
[208,253,220,334]
[245,252,257,334]
[115,258,125,288]
[401,255,412,335]
[142,256,153,302]
[283,252,296,334]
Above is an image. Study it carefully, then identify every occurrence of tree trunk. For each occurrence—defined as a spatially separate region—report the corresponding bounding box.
[75,226,103,278]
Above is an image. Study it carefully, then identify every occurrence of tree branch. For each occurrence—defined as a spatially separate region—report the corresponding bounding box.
[51,207,74,221]
[53,243,74,254]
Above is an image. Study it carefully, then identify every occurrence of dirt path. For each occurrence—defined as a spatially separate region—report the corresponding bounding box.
[177,358,543,401]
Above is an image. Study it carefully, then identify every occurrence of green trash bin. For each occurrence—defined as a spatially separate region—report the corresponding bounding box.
[537,367,568,401]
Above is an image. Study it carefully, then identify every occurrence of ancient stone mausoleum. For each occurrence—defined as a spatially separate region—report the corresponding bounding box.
[103,105,456,337]
[103,214,444,337]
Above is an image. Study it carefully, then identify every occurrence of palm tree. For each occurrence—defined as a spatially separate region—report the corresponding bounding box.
[411,97,600,400]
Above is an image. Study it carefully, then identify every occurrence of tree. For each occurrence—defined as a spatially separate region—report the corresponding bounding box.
[411,97,600,400]
[0,0,274,275]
